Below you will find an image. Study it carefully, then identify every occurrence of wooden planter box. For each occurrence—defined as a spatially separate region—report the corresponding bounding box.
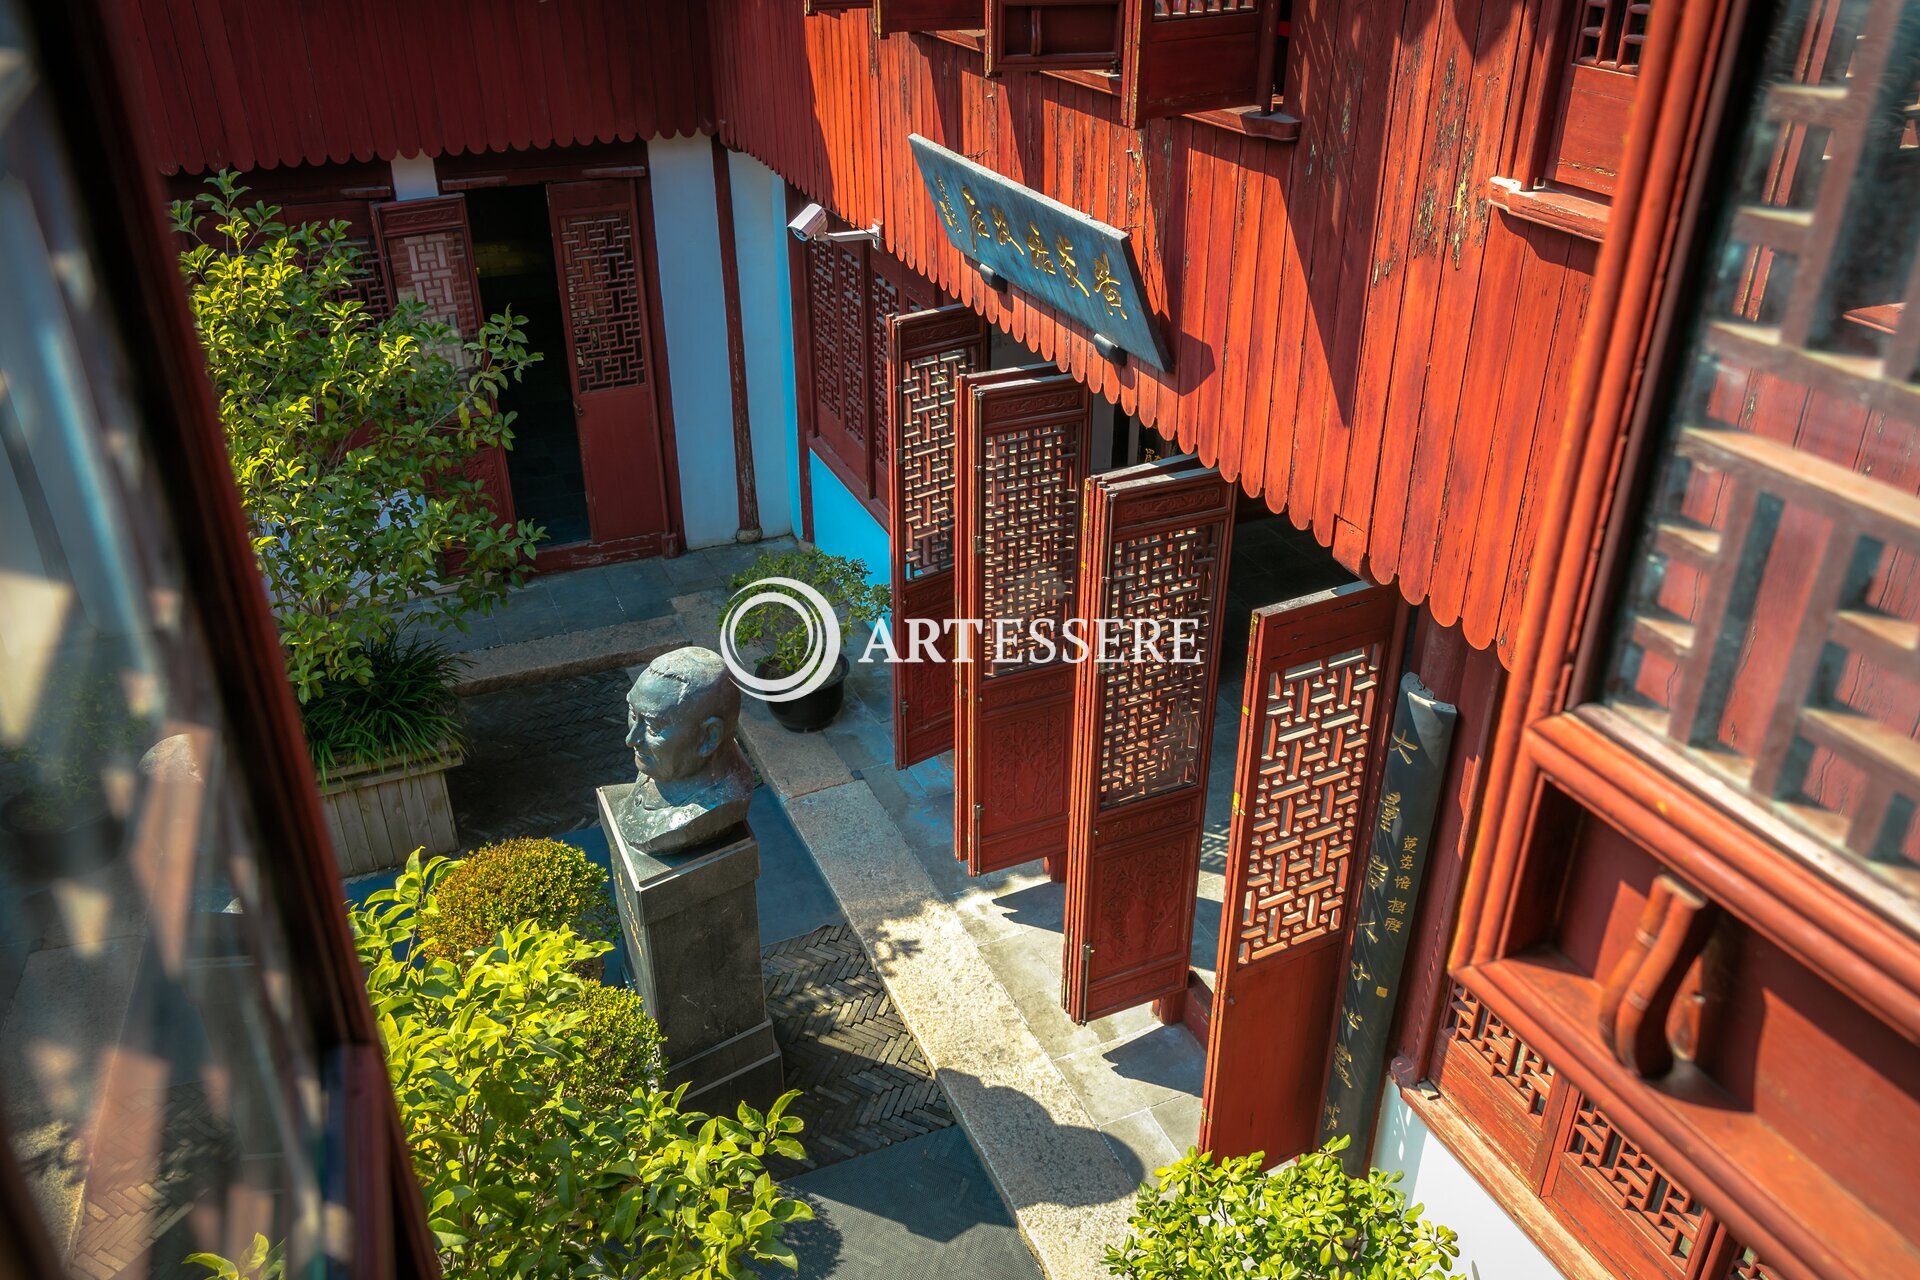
[317,752,462,876]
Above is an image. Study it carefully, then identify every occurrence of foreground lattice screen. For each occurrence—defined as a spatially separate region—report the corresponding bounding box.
[1605,0,1920,913]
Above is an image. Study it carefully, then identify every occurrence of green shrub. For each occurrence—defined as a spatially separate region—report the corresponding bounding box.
[557,981,667,1108]
[351,854,809,1277]
[1104,1139,1458,1280]
[300,633,467,781]
[722,545,890,678]
[417,836,615,969]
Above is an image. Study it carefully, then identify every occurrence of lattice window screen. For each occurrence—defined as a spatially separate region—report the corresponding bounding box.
[981,421,1083,675]
[1232,645,1385,963]
[557,211,646,390]
[1095,521,1224,805]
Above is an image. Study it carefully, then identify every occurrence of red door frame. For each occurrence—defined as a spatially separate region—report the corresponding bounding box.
[1063,457,1238,1023]
[547,177,676,557]
[434,143,686,568]
[886,304,993,768]
[1198,581,1403,1166]
[955,370,1094,878]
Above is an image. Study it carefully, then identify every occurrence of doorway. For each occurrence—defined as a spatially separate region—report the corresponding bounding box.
[467,185,591,546]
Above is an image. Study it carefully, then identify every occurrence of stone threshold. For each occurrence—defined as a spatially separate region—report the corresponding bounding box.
[725,691,1140,1280]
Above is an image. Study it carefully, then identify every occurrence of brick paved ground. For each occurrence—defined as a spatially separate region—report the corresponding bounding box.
[447,667,641,846]
[762,925,953,1178]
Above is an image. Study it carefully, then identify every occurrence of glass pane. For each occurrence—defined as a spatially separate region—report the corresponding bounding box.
[0,8,332,1275]
[1604,0,1920,922]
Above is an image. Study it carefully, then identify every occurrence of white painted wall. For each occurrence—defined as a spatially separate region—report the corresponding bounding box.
[1371,1088,1567,1280]
[726,152,797,538]
[645,136,740,550]
[390,154,438,201]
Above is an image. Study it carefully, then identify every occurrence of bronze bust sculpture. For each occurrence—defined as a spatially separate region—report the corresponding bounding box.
[614,646,753,854]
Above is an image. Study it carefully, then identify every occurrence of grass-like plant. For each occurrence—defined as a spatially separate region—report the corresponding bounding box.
[417,836,616,970]
[298,633,467,782]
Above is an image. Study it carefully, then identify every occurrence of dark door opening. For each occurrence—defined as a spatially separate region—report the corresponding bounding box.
[467,185,591,546]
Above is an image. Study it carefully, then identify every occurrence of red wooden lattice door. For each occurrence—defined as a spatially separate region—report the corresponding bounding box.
[1198,581,1400,1165]
[1062,457,1237,1022]
[548,180,673,550]
[955,371,1094,876]
[886,305,991,769]
[373,195,516,529]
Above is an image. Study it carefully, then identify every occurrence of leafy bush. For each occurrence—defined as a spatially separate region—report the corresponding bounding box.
[555,981,667,1109]
[722,546,890,679]
[1104,1139,1458,1280]
[417,836,615,969]
[187,1235,282,1280]
[173,172,544,703]
[351,854,810,1277]
[300,633,467,780]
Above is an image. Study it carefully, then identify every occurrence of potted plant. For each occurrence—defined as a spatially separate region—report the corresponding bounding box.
[302,633,469,874]
[722,546,889,733]
[173,173,543,873]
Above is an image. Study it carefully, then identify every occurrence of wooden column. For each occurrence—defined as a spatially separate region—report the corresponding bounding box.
[712,137,763,541]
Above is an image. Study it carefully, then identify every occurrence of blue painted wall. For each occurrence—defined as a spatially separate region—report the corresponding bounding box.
[807,454,889,589]
[726,151,797,538]
[646,136,738,550]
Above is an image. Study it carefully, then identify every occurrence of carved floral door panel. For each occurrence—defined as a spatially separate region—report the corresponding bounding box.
[547,180,672,549]
[1196,581,1400,1166]
[886,306,993,769]
[1062,457,1237,1023]
[955,371,1095,876]
[372,195,516,529]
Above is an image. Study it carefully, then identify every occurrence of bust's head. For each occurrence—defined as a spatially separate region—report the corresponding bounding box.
[626,647,740,782]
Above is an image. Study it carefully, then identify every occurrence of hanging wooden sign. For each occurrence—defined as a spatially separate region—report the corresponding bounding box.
[1318,671,1457,1175]
[908,134,1170,371]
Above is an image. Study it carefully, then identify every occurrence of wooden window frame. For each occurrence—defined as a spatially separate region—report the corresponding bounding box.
[789,213,936,524]
[14,0,438,1271]
[1491,0,1657,241]
[1426,0,1920,1274]
[906,1,1301,139]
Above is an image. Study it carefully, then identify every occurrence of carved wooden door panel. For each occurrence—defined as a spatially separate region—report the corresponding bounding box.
[373,195,516,529]
[548,180,672,549]
[955,372,1094,877]
[1062,457,1236,1022]
[886,306,991,769]
[1198,581,1400,1165]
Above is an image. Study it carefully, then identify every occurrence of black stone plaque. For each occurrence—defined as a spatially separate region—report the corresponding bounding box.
[1319,671,1457,1175]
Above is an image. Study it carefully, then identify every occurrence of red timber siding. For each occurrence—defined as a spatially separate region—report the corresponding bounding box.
[710,2,1600,666]
[113,0,714,176]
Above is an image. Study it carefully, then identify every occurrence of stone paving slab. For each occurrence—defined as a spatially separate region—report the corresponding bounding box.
[773,778,1139,1280]
[450,614,688,696]
[767,1126,1042,1280]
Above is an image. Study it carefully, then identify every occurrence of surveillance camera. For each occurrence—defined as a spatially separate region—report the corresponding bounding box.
[787,203,883,246]
[788,202,831,242]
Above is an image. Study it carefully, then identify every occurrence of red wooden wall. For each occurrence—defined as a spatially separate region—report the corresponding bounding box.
[112,0,714,176]
[709,1,1599,666]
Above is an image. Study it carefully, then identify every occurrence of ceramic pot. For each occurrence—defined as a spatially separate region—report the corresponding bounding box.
[756,656,849,732]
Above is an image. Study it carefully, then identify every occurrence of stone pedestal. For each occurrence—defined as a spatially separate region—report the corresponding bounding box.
[597,784,783,1114]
